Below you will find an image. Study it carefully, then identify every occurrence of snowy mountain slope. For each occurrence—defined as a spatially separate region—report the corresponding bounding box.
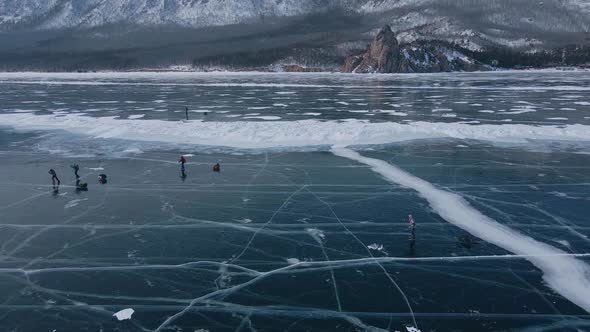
[0,0,362,30]
[367,0,590,50]
[1,0,589,49]
[0,0,589,71]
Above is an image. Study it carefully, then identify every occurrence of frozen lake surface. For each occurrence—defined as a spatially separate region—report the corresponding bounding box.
[0,71,590,331]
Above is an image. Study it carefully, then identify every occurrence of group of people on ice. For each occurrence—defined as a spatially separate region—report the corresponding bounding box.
[49,155,220,189]
[179,155,221,175]
[49,163,107,192]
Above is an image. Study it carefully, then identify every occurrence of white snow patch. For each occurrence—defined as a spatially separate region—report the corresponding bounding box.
[546,117,568,121]
[574,102,590,106]
[128,114,145,119]
[122,148,143,154]
[306,228,325,243]
[247,107,271,110]
[375,110,408,116]
[302,112,322,116]
[332,147,590,314]
[87,167,104,171]
[242,116,281,120]
[2,113,590,149]
[113,308,134,321]
[64,198,88,209]
[504,109,536,115]
[554,239,571,248]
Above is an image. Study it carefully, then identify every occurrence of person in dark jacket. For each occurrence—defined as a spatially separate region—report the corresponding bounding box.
[213,163,220,172]
[179,155,187,171]
[49,169,60,186]
[71,164,80,179]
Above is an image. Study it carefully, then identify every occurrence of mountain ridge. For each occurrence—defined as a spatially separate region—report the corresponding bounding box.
[0,0,589,71]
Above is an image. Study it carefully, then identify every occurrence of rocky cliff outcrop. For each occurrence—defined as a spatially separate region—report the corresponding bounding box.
[343,25,401,73]
[343,26,489,73]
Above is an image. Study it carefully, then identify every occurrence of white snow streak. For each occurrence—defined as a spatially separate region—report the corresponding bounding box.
[2,113,590,149]
[331,146,590,313]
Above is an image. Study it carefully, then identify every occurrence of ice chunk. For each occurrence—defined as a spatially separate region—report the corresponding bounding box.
[113,308,134,321]
[367,243,384,251]
[286,258,300,265]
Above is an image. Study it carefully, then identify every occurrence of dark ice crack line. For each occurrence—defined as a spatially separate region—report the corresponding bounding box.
[4,254,588,276]
[306,187,418,329]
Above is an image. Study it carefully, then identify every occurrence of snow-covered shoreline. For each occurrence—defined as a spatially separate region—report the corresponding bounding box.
[0,67,587,79]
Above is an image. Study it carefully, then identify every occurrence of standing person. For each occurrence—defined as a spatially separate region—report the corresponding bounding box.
[49,169,60,186]
[185,106,189,120]
[179,155,187,171]
[408,215,416,238]
[408,214,416,252]
[71,163,80,179]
